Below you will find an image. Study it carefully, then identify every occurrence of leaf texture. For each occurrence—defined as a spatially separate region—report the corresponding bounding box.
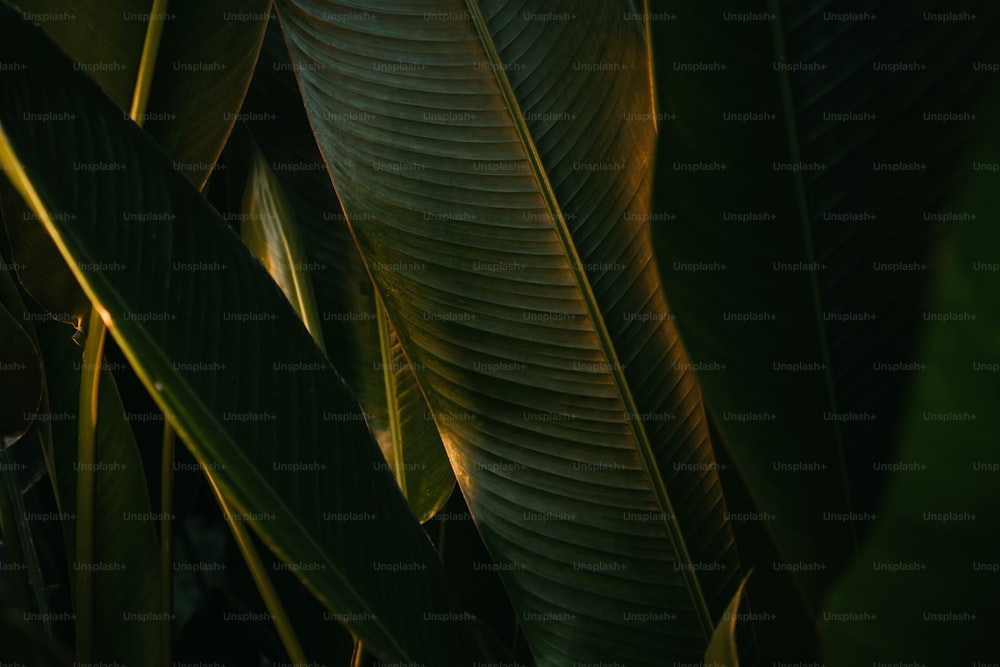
[238,27,456,521]
[0,9,500,664]
[277,1,742,663]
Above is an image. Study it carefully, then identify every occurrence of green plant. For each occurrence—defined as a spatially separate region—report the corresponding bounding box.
[0,2,997,666]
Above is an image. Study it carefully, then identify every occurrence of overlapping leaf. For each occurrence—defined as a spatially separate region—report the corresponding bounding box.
[239,26,455,522]
[278,1,742,663]
[649,0,1000,606]
[2,0,270,327]
[0,9,499,665]
[8,0,272,187]
[240,138,327,347]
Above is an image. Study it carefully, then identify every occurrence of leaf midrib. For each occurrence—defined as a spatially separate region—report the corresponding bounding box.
[768,0,857,552]
[463,0,713,637]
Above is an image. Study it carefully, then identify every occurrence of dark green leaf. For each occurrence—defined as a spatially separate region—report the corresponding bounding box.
[144,0,272,187]
[1,0,271,324]
[0,8,503,665]
[8,0,272,187]
[278,1,743,663]
[240,28,455,522]
[820,90,1000,665]
[240,138,326,347]
[649,0,1000,606]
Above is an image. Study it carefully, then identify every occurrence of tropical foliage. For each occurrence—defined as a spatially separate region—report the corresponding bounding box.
[0,2,997,666]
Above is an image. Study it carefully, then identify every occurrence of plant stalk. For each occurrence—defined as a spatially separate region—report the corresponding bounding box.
[351,637,365,667]
[129,3,172,663]
[130,0,171,123]
[75,307,106,663]
[202,471,309,666]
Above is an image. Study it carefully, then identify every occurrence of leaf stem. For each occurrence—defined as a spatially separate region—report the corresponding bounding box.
[130,4,172,662]
[129,0,170,123]
[767,0,856,552]
[76,307,106,663]
[351,637,365,667]
[202,471,308,666]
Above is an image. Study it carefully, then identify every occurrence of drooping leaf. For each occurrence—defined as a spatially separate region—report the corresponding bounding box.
[239,25,455,522]
[649,0,1000,607]
[0,8,503,665]
[278,2,743,664]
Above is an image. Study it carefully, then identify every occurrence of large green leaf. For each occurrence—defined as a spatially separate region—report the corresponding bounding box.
[4,139,159,667]
[649,0,1000,606]
[7,0,145,115]
[2,0,271,324]
[0,8,501,665]
[144,0,272,188]
[9,0,272,187]
[278,1,742,664]
[238,26,455,522]
[820,89,1000,665]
